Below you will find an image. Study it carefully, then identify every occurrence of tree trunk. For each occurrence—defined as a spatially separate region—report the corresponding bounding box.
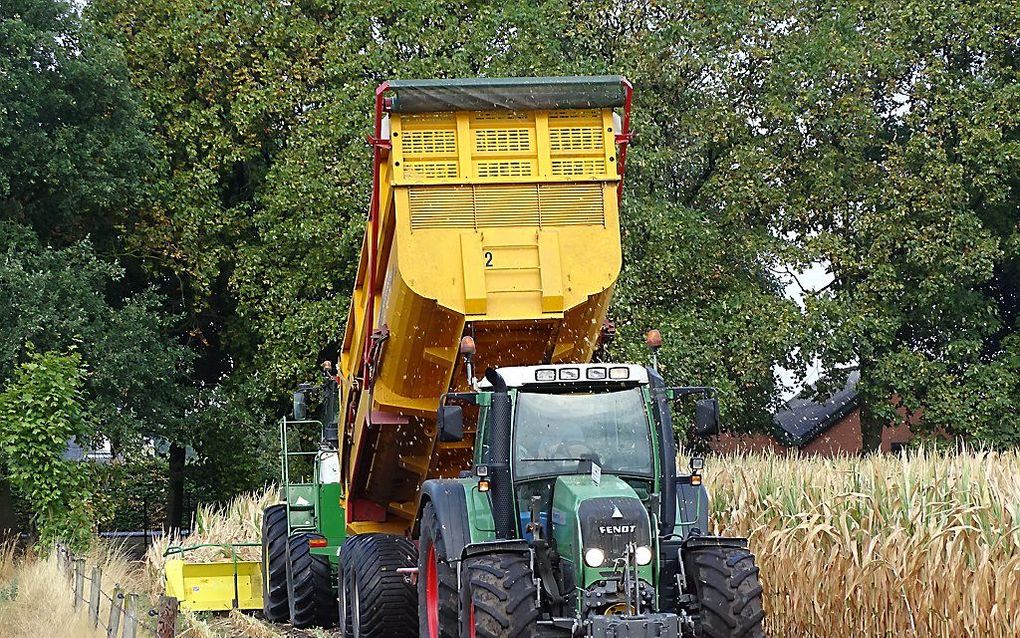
[165,444,186,532]
[0,478,16,536]
[860,403,885,453]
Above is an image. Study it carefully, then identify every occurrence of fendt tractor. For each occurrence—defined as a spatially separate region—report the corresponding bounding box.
[261,76,766,638]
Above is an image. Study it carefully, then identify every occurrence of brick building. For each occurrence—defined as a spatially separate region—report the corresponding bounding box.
[711,372,916,457]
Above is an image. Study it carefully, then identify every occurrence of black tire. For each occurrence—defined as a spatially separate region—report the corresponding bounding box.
[417,502,458,638]
[286,532,336,628]
[461,552,539,638]
[339,533,418,638]
[261,504,290,622]
[684,544,765,638]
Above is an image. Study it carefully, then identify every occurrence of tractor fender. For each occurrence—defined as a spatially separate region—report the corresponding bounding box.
[415,479,471,560]
[682,535,749,551]
[461,539,530,559]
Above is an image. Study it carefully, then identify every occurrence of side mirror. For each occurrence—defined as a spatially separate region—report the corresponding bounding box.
[437,405,464,442]
[293,390,308,421]
[694,398,720,436]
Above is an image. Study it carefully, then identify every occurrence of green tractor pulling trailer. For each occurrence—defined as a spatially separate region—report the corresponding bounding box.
[261,76,766,638]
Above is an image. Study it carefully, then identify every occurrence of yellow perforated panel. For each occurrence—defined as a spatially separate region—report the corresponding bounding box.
[551,159,603,177]
[474,111,530,121]
[405,161,459,180]
[402,129,457,155]
[476,160,535,178]
[549,127,603,153]
[537,183,603,225]
[474,128,532,153]
[474,186,541,227]
[407,184,604,230]
[408,187,474,229]
[549,109,601,120]
[392,108,615,184]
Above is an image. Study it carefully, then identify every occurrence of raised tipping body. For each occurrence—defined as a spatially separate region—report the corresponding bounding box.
[337,77,633,535]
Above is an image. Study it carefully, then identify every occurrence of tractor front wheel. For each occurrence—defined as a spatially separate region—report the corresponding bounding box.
[261,504,289,622]
[684,543,765,638]
[461,552,539,638]
[339,533,417,638]
[418,502,458,638]
[286,532,335,628]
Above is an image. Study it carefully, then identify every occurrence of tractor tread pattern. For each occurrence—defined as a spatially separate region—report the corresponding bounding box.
[261,504,290,622]
[288,533,336,628]
[687,544,766,638]
[341,533,418,637]
[464,553,539,638]
[417,503,458,638]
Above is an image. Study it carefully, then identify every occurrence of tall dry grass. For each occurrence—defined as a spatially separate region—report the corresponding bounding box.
[707,449,1020,638]
[0,542,150,638]
[145,488,278,587]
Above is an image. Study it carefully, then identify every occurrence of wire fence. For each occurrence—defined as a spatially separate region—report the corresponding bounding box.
[55,545,179,638]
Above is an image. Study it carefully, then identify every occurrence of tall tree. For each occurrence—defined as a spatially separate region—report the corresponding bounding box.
[0,0,153,247]
[736,0,1020,448]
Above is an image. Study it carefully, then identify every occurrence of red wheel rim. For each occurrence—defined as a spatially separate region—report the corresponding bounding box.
[426,544,439,638]
[468,601,477,638]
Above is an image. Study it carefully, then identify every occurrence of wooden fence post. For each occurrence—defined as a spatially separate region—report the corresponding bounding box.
[89,565,102,627]
[123,592,138,638]
[156,596,178,638]
[107,588,124,638]
[73,558,85,609]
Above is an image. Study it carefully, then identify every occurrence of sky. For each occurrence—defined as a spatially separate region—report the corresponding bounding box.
[776,261,833,401]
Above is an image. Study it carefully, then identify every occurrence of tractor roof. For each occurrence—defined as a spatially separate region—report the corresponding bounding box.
[479,363,649,389]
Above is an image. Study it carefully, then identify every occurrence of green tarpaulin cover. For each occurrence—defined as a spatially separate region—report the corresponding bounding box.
[387,76,627,113]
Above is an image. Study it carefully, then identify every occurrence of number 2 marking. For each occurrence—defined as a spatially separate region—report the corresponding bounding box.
[484,251,493,267]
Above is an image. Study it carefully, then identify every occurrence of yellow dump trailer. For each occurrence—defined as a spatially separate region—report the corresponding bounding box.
[337,76,633,535]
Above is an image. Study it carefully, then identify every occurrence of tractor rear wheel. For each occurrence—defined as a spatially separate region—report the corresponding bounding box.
[261,504,290,622]
[418,502,458,638]
[684,543,765,638]
[286,532,335,628]
[462,553,539,638]
[338,533,417,638]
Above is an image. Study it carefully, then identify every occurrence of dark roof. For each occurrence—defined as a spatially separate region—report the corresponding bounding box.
[774,372,859,446]
[387,76,628,113]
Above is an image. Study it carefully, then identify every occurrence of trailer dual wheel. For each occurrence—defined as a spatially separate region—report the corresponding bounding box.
[684,544,766,638]
[418,502,458,638]
[338,533,418,638]
[461,552,540,638]
[286,532,336,628]
[261,504,290,622]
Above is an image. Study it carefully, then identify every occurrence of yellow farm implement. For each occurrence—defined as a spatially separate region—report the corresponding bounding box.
[163,543,263,612]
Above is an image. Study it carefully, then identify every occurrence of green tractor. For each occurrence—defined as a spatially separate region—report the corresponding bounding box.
[408,361,765,638]
[261,377,348,628]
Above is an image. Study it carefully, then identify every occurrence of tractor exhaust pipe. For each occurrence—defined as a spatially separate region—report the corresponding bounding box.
[484,368,516,540]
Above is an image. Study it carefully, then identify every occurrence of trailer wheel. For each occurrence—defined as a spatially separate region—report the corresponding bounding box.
[286,532,336,628]
[418,502,458,638]
[462,552,539,638]
[261,504,290,622]
[684,544,765,638]
[339,533,417,638]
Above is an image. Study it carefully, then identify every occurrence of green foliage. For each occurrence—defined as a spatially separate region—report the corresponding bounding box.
[0,349,95,549]
[0,222,193,450]
[0,0,153,247]
[0,0,1009,518]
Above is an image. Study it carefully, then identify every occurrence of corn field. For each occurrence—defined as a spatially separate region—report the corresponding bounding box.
[707,450,1020,638]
